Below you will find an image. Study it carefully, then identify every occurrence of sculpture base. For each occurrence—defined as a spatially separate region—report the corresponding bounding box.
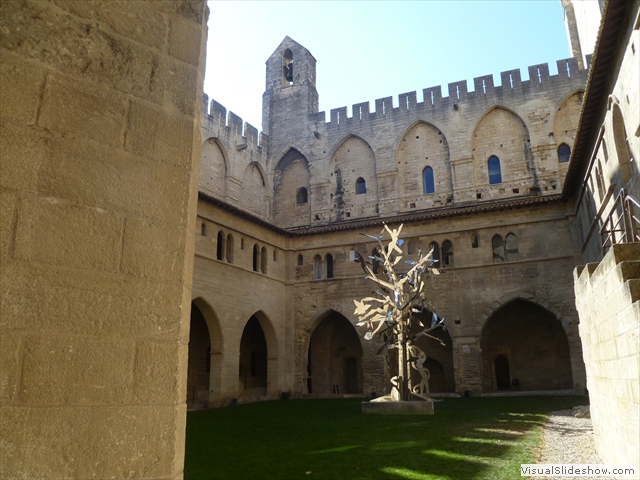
[361,398,435,415]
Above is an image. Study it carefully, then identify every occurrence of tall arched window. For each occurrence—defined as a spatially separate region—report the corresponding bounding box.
[349,249,356,261]
[557,143,571,163]
[226,234,234,263]
[296,187,308,205]
[492,235,504,263]
[283,48,293,84]
[430,242,440,266]
[505,234,518,261]
[442,240,454,268]
[217,231,224,261]
[297,254,304,266]
[471,234,479,248]
[356,177,366,194]
[325,254,334,279]
[261,246,267,274]
[488,156,502,184]
[252,245,259,272]
[423,166,435,194]
[313,255,322,279]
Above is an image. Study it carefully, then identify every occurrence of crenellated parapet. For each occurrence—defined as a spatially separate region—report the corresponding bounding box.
[202,94,268,152]
[318,58,585,132]
[200,94,271,221]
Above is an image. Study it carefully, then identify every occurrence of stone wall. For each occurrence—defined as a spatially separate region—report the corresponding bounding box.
[0,1,207,478]
[574,243,640,473]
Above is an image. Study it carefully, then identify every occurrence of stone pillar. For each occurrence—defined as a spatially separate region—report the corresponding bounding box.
[0,1,207,478]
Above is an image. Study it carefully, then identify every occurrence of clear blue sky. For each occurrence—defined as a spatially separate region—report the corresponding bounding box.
[203,1,571,131]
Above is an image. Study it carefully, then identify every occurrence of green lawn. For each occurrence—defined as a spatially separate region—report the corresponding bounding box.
[184,396,588,480]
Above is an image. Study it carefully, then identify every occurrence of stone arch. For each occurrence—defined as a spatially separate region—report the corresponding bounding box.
[305,309,363,395]
[200,137,227,198]
[408,319,455,394]
[246,310,279,396]
[479,296,573,392]
[553,90,584,154]
[273,147,311,227]
[189,297,223,407]
[329,135,378,221]
[472,106,533,190]
[395,121,452,204]
[241,162,268,218]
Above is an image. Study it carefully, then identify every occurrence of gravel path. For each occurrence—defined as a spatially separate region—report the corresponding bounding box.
[532,407,615,480]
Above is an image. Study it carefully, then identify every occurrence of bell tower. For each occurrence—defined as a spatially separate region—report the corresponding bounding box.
[262,36,319,139]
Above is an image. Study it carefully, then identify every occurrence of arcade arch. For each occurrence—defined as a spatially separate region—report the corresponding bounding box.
[238,311,278,398]
[187,298,223,408]
[480,299,573,392]
[306,310,363,395]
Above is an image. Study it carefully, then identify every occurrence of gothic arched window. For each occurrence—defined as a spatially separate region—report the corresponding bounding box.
[423,166,435,194]
[557,143,571,163]
[356,177,366,195]
[296,187,308,205]
[325,254,334,279]
[313,255,322,279]
[492,235,504,263]
[488,156,502,184]
[505,233,518,262]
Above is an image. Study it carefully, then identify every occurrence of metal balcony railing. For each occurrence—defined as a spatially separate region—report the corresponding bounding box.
[600,189,640,255]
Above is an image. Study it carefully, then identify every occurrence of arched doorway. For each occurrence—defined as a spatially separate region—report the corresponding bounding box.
[239,316,268,398]
[307,311,363,395]
[187,302,209,408]
[187,298,223,408]
[481,299,573,392]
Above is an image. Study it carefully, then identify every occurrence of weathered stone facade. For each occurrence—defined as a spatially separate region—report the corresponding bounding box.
[191,29,594,407]
[0,1,207,478]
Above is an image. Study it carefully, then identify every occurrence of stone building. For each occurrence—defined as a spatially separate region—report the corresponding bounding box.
[1,0,637,478]
[189,5,612,410]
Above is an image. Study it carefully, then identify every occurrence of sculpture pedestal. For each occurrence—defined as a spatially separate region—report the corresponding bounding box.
[361,399,435,415]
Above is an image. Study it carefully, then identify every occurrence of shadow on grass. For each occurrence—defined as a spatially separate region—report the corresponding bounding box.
[184,396,588,480]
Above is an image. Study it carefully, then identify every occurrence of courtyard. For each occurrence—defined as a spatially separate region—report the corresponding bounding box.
[184,396,589,480]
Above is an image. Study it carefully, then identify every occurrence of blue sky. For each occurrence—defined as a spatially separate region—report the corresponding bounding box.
[204,1,571,130]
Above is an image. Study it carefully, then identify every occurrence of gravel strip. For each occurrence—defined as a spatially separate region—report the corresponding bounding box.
[531,407,614,480]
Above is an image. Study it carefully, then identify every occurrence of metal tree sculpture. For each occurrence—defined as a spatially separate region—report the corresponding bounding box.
[353,224,446,402]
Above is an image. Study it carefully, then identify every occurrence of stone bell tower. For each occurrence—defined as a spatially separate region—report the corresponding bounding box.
[262,36,319,142]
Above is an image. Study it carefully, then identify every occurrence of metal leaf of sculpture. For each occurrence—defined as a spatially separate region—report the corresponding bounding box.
[353,223,445,402]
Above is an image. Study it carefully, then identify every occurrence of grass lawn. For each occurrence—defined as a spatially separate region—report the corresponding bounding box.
[184,395,588,480]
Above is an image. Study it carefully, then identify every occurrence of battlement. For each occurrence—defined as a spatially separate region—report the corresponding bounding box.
[317,58,586,129]
[202,94,268,150]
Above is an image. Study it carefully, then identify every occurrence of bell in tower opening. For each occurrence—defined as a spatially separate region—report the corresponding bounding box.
[283,48,293,84]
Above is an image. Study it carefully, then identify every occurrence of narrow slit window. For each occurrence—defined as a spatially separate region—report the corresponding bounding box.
[201,223,206,236]
[430,242,440,266]
[217,231,224,261]
[423,166,435,194]
[261,246,267,274]
[471,234,479,249]
[325,254,333,279]
[442,240,453,268]
[492,235,504,263]
[313,255,322,279]
[488,156,502,184]
[226,234,234,263]
[253,245,259,271]
[356,177,366,195]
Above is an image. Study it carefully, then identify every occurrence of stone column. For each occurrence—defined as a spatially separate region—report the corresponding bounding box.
[0,1,207,478]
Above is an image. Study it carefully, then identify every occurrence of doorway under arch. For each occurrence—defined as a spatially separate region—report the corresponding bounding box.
[239,316,268,398]
[307,311,363,395]
[481,299,573,392]
[187,299,223,409]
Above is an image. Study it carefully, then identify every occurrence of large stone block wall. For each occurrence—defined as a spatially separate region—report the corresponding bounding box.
[574,243,640,473]
[0,1,207,478]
